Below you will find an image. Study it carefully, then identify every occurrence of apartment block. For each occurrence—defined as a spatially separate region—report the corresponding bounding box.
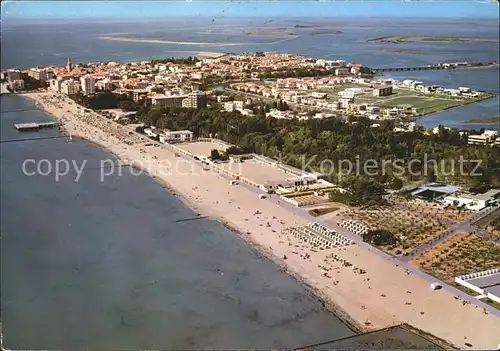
[373,85,393,97]
[80,75,96,95]
[61,79,79,95]
[152,94,186,107]
[6,69,21,82]
[181,91,207,109]
[28,68,50,83]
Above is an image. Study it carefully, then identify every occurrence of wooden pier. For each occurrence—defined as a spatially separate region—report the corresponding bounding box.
[14,121,58,131]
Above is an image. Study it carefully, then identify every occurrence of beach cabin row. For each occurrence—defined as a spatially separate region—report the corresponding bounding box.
[307,222,354,246]
[287,227,334,250]
[457,268,500,281]
[338,220,370,236]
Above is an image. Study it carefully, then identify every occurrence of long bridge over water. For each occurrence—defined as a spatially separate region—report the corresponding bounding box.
[373,61,498,73]
[374,66,452,72]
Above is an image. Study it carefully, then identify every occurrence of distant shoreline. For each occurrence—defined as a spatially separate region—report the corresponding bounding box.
[368,36,499,44]
[463,116,500,124]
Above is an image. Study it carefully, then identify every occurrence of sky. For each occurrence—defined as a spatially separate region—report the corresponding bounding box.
[1,1,499,20]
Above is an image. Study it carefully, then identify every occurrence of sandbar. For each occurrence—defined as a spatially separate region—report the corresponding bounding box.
[368,36,499,43]
[96,35,296,46]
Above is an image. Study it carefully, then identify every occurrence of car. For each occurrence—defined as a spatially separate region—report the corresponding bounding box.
[430,282,442,290]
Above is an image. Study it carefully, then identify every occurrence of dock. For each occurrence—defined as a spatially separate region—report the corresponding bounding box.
[14,121,58,131]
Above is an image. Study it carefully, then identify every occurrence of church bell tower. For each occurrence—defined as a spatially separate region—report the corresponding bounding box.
[66,57,73,73]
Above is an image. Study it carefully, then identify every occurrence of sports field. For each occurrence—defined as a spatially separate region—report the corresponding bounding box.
[378,96,465,114]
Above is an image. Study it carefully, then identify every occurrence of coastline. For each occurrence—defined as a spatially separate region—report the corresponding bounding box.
[28,93,363,333]
[18,92,500,349]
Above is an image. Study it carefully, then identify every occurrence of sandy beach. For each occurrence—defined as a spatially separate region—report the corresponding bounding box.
[23,91,500,349]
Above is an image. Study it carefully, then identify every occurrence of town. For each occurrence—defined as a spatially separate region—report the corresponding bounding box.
[1,52,497,145]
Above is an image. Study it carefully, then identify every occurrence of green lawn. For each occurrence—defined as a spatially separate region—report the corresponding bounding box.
[379,96,466,114]
[482,298,500,310]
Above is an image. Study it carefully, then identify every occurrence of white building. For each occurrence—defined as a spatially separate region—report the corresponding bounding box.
[366,105,380,114]
[28,68,50,83]
[80,76,96,95]
[432,126,452,134]
[6,69,21,82]
[96,79,113,91]
[224,100,245,112]
[339,97,354,108]
[335,68,350,76]
[311,92,327,99]
[442,189,500,212]
[468,130,498,146]
[49,78,63,93]
[338,90,356,99]
[10,79,25,91]
[61,79,78,95]
[152,94,186,107]
[159,130,193,144]
[455,268,500,304]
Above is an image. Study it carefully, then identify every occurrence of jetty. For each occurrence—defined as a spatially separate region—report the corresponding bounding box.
[14,121,58,131]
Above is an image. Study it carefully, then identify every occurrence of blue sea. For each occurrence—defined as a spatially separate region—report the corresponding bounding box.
[1,17,499,130]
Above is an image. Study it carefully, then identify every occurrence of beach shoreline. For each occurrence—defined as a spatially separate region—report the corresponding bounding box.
[19,91,500,349]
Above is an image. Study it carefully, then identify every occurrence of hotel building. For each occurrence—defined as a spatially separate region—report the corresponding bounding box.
[80,75,96,95]
[61,79,79,95]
